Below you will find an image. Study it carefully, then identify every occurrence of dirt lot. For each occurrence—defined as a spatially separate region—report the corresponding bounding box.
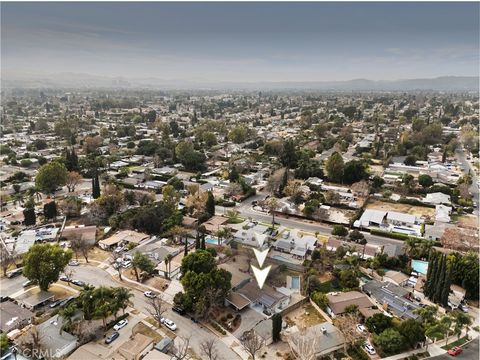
[132,321,163,342]
[285,303,325,328]
[366,199,435,217]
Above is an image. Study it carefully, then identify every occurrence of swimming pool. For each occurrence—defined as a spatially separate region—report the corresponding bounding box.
[412,259,428,275]
[205,237,223,245]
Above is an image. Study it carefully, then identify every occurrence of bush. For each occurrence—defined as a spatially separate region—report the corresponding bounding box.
[347,344,369,360]
[210,321,227,335]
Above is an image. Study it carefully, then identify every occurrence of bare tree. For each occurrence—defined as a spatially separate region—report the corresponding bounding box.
[287,327,318,360]
[146,296,167,328]
[62,268,75,286]
[173,334,191,360]
[200,337,221,360]
[241,331,265,360]
[333,313,364,352]
[112,252,124,281]
[0,242,16,276]
[19,326,44,360]
[66,171,82,192]
[70,237,93,263]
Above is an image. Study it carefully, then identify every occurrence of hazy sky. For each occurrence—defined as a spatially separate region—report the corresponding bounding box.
[2,2,479,82]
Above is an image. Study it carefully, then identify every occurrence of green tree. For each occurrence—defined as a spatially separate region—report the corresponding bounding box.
[23,244,72,290]
[92,173,101,199]
[43,201,57,220]
[325,152,344,183]
[280,139,298,168]
[132,252,155,282]
[366,313,393,334]
[450,310,473,340]
[418,174,433,188]
[339,269,359,289]
[175,141,206,170]
[272,313,282,343]
[373,328,406,355]
[180,250,231,319]
[206,192,215,217]
[113,287,134,315]
[343,160,368,184]
[311,291,329,310]
[397,319,425,348]
[332,225,348,237]
[0,334,8,355]
[35,161,68,194]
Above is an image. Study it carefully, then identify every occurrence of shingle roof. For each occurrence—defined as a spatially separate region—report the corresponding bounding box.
[327,291,374,315]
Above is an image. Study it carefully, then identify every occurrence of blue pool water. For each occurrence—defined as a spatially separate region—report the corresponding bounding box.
[412,259,428,275]
[205,237,223,245]
[291,276,300,289]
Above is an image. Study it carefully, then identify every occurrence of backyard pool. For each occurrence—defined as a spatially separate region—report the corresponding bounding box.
[205,236,224,245]
[412,259,428,275]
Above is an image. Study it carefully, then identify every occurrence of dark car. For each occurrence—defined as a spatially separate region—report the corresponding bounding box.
[71,280,86,287]
[172,306,186,315]
[59,296,75,307]
[105,331,120,344]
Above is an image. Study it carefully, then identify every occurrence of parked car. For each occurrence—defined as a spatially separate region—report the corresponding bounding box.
[68,260,80,266]
[459,304,469,313]
[356,324,367,334]
[6,268,22,278]
[363,342,376,355]
[105,331,120,344]
[172,306,186,315]
[448,347,463,356]
[49,300,62,308]
[59,275,70,282]
[114,246,125,253]
[59,296,76,307]
[113,319,129,331]
[23,280,34,288]
[160,318,177,331]
[71,280,86,287]
[144,291,157,299]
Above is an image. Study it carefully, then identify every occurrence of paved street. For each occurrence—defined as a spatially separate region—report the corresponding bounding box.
[0,264,241,359]
[429,338,479,360]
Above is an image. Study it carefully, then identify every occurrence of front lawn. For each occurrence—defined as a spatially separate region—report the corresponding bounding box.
[441,336,469,350]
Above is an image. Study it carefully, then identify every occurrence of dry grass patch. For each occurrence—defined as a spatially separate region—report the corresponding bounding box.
[132,322,163,343]
[88,247,111,262]
[367,199,435,217]
[287,304,325,328]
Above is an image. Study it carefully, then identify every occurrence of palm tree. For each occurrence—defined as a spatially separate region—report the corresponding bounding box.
[265,197,279,228]
[59,303,76,333]
[165,254,173,279]
[113,287,133,317]
[93,286,114,329]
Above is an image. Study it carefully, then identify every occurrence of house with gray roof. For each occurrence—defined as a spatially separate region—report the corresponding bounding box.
[287,322,345,358]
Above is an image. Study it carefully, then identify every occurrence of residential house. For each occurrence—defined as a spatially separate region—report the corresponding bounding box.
[363,280,420,320]
[423,192,451,206]
[286,322,345,358]
[326,291,375,318]
[114,333,154,360]
[99,230,150,250]
[226,281,290,314]
[0,301,34,333]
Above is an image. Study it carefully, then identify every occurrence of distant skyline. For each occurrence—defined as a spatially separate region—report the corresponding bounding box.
[2,2,479,82]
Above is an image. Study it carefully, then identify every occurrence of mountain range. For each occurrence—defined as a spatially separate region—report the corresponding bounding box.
[2,72,478,91]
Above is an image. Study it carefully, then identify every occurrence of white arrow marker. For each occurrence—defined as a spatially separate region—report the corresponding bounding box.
[253,248,269,268]
[252,265,271,289]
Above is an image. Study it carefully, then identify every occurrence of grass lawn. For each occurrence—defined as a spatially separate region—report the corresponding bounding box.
[227,217,244,224]
[88,247,111,262]
[132,322,163,343]
[441,337,469,350]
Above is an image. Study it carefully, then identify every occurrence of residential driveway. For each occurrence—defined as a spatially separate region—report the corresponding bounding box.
[97,314,142,355]
[233,307,267,338]
[162,279,183,304]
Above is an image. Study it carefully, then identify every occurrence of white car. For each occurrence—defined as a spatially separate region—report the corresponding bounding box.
[160,318,177,331]
[144,291,157,299]
[356,324,367,334]
[113,319,129,331]
[68,260,80,266]
[363,342,376,355]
